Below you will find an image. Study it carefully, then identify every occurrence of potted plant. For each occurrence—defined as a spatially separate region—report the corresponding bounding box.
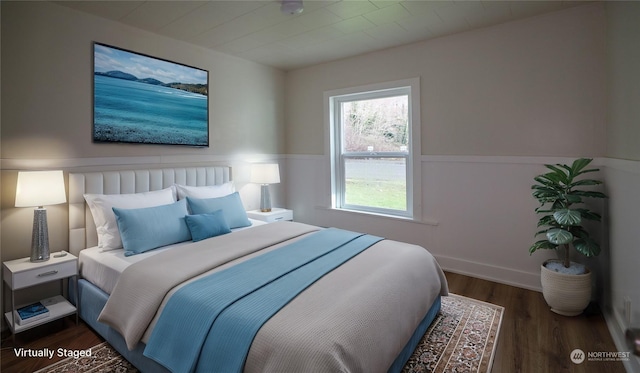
[529,158,607,316]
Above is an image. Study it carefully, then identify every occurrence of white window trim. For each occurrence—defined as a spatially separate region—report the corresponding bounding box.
[324,77,422,221]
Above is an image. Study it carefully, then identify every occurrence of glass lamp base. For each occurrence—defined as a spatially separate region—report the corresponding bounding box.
[260,185,272,212]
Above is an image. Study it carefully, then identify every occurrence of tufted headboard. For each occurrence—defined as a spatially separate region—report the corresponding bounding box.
[68,166,231,256]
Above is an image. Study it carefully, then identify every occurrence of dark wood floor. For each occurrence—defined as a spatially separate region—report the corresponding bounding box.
[0,317,103,373]
[445,272,627,373]
[0,272,628,373]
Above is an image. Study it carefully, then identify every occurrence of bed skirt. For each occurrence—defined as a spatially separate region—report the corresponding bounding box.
[72,279,441,373]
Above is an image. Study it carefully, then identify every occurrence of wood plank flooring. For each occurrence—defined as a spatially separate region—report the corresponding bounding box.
[445,272,627,373]
[0,318,103,373]
[0,272,628,373]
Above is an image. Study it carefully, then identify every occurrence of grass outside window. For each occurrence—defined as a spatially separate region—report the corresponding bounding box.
[345,178,406,211]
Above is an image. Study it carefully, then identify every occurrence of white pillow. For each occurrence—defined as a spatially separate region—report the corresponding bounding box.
[84,187,176,251]
[175,182,234,200]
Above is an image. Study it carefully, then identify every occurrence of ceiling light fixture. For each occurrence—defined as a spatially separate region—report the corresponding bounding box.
[281,0,303,15]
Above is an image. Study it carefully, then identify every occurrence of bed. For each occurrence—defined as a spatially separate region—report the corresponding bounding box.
[68,166,448,373]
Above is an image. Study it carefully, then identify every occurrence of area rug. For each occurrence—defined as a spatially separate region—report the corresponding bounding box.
[402,294,504,373]
[36,294,503,373]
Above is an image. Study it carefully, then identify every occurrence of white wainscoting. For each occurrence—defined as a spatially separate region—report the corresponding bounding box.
[285,154,609,292]
[602,158,640,373]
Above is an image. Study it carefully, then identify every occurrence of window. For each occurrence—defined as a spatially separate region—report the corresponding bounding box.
[327,78,421,219]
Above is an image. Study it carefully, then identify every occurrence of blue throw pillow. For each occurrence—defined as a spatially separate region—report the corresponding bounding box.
[185,210,232,242]
[186,193,252,229]
[113,199,192,256]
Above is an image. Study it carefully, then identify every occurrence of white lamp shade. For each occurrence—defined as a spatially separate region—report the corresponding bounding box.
[250,163,280,185]
[15,170,67,207]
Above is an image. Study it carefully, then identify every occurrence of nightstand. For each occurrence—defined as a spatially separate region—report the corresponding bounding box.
[247,208,293,223]
[3,252,79,334]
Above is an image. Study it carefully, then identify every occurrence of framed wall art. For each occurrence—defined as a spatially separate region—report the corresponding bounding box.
[93,42,209,147]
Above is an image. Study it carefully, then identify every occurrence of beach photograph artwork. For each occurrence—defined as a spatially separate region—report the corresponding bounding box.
[93,43,209,146]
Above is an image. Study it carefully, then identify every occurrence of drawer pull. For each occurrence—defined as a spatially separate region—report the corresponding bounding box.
[37,270,59,277]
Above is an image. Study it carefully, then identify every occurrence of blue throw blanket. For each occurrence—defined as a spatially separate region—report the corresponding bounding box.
[144,228,383,373]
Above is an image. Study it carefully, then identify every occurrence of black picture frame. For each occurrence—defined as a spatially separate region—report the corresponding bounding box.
[93,42,209,147]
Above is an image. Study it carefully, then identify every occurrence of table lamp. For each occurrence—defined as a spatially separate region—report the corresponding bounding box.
[15,170,67,262]
[250,163,280,212]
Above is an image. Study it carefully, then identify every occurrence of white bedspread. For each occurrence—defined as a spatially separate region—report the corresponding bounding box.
[98,222,449,373]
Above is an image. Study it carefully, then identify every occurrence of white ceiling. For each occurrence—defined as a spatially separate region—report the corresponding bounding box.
[57,0,586,71]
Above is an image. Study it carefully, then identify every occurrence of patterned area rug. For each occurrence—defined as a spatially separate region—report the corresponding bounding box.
[402,294,504,373]
[34,342,137,373]
[36,294,503,373]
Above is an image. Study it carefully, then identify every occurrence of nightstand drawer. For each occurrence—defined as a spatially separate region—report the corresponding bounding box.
[8,260,77,289]
[247,208,293,223]
[261,211,293,222]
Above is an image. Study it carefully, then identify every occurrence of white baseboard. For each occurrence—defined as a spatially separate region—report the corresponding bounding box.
[435,254,543,292]
[603,308,640,373]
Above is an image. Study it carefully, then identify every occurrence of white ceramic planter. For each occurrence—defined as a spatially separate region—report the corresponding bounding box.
[540,259,592,316]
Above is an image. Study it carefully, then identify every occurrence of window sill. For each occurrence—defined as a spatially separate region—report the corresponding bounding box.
[316,206,439,226]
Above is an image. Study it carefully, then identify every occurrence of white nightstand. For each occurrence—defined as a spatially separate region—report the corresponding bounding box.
[247,208,293,223]
[3,252,79,334]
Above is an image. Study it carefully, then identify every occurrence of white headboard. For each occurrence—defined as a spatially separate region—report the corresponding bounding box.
[68,166,231,256]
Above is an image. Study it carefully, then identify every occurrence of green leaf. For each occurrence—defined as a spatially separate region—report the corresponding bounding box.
[571,158,602,178]
[569,179,602,188]
[574,208,602,222]
[533,176,564,189]
[532,190,560,202]
[570,225,590,238]
[531,183,561,192]
[553,209,582,226]
[551,199,567,210]
[546,228,573,245]
[574,237,601,257]
[531,183,554,192]
[537,215,556,227]
[570,190,608,199]
[570,158,593,176]
[534,206,552,211]
[564,194,583,204]
[531,186,560,195]
[535,225,557,235]
[529,240,558,254]
[543,166,569,184]
[557,163,573,174]
[574,168,599,177]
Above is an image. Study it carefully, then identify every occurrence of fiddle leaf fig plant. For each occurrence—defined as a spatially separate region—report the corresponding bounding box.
[529,158,607,268]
